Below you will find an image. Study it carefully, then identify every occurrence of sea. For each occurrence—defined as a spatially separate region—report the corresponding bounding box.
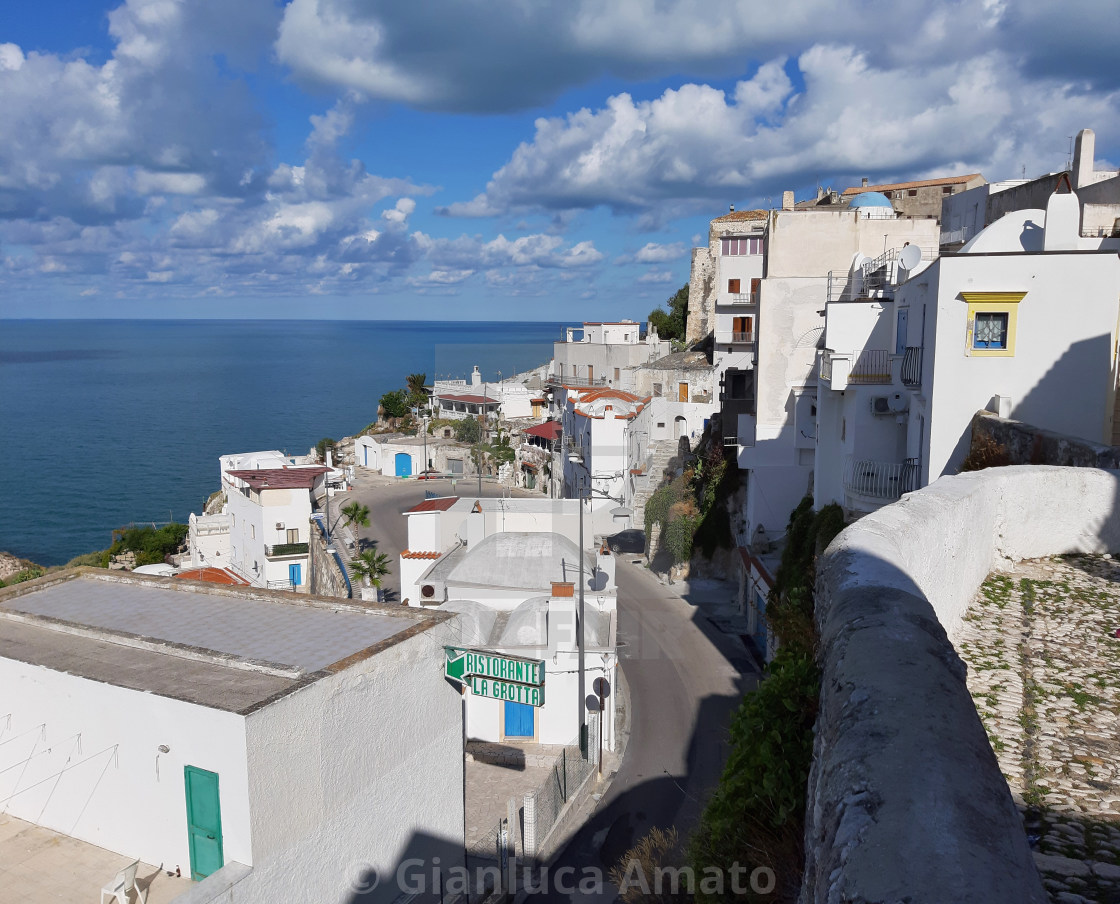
[0,319,564,566]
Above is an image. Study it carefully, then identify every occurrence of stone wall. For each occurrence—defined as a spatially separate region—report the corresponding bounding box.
[803,466,1120,903]
[970,410,1120,469]
[308,516,352,599]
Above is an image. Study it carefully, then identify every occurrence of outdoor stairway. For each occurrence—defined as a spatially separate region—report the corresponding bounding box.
[632,440,679,529]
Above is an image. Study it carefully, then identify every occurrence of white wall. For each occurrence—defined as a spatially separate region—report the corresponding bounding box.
[239,627,465,904]
[226,486,312,588]
[919,252,1120,480]
[189,512,232,568]
[0,660,252,873]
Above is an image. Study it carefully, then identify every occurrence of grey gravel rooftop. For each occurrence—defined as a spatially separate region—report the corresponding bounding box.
[0,572,441,712]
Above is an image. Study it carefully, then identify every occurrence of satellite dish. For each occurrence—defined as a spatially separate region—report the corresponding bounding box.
[898,244,922,271]
[851,253,872,274]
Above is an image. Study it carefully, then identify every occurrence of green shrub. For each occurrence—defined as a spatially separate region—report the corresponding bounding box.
[110,523,189,567]
[454,417,481,444]
[379,389,409,419]
[0,566,44,587]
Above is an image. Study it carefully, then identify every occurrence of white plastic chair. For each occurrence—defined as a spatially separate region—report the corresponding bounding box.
[100,859,146,904]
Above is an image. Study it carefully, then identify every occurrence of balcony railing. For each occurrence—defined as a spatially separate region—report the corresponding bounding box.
[265,542,309,558]
[728,292,759,305]
[546,374,608,389]
[844,456,921,501]
[939,225,979,246]
[731,331,754,343]
[901,346,923,387]
[849,349,892,384]
[820,349,891,388]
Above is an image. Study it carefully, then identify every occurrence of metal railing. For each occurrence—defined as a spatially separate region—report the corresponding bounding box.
[819,351,833,383]
[940,225,979,245]
[522,735,596,857]
[729,292,759,305]
[731,331,754,343]
[265,542,309,558]
[547,374,608,389]
[901,346,923,387]
[844,456,920,501]
[849,349,892,384]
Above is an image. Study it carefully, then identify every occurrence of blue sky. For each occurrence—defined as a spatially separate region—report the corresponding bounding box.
[2,0,1118,321]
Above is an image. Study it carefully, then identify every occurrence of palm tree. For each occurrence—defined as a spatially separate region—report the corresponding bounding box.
[339,501,370,548]
[406,372,428,408]
[349,548,391,600]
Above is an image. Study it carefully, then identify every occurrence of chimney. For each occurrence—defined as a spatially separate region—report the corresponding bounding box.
[470,365,481,388]
[551,581,574,598]
[729,204,735,213]
[861,177,868,188]
[1073,128,1095,189]
[782,191,794,211]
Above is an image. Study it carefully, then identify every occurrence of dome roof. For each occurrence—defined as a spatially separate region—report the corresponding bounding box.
[447,532,582,590]
[438,599,498,647]
[499,596,550,646]
[848,191,894,208]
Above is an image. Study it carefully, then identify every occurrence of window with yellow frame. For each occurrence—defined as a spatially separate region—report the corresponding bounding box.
[961,292,1027,357]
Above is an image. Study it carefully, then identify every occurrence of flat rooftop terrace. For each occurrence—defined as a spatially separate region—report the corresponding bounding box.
[0,570,444,714]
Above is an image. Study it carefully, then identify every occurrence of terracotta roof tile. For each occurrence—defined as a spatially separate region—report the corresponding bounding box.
[405,496,460,514]
[712,209,769,222]
[226,467,329,490]
[175,567,250,586]
[401,550,442,560]
[841,173,983,196]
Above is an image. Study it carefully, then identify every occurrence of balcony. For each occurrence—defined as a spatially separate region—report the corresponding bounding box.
[546,373,608,389]
[727,292,759,306]
[819,349,892,389]
[901,346,923,387]
[265,542,309,558]
[844,457,920,505]
[731,331,754,343]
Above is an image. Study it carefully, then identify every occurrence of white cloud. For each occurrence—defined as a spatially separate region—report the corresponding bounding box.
[444,46,1120,218]
[633,241,686,263]
[637,269,674,284]
[274,0,1120,113]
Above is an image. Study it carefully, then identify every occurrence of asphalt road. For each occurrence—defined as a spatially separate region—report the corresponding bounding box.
[521,557,757,901]
[341,471,541,601]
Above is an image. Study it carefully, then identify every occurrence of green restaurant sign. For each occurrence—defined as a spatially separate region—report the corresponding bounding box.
[445,647,546,707]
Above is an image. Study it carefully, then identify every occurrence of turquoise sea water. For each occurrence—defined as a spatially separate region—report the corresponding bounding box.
[0,319,563,565]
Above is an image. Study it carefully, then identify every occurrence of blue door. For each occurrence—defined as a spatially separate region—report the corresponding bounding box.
[504,701,534,738]
[395,453,412,477]
[288,563,301,587]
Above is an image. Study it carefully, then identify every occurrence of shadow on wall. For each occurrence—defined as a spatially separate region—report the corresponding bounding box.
[944,333,1114,474]
[802,466,1120,903]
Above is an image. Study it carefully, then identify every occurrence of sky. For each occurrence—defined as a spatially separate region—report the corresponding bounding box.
[1,0,1118,321]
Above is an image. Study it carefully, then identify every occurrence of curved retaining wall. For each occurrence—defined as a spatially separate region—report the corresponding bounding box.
[802,466,1120,903]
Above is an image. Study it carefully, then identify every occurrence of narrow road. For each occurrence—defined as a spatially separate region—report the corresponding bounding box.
[522,558,756,901]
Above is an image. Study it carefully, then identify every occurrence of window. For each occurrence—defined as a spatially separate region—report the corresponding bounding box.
[973,313,1008,349]
[728,278,741,293]
[907,189,918,197]
[250,524,255,539]
[287,528,299,544]
[732,315,753,341]
[942,186,953,194]
[962,291,1026,357]
[728,371,749,399]
[652,382,663,396]
[657,422,665,428]
[721,236,763,256]
[614,367,620,382]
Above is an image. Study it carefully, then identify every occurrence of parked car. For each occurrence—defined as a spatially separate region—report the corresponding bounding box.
[605,528,646,554]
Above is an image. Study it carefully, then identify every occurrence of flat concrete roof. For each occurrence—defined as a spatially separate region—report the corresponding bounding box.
[0,570,448,714]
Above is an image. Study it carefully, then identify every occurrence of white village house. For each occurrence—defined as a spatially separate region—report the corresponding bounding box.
[0,570,464,904]
[398,497,620,750]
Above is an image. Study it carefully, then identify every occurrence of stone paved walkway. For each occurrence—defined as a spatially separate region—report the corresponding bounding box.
[958,555,1120,904]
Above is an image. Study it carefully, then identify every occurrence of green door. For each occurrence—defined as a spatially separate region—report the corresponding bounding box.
[184,766,224,880]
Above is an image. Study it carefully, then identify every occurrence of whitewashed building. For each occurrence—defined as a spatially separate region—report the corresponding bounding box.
[549,321,671,391]
[815,181,1120,515]
[559,387,651,507]
[0,570,463,903]
[223,466,328,591]
[397,501,618,750]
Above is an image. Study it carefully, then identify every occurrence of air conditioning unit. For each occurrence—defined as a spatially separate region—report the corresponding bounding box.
[871,393,909,415]
[275,522,285,530]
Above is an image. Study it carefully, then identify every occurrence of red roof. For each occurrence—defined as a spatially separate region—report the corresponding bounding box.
[401,550,442,559]
[437,393,500,405]
[176,567,250,586]
[226,467,329,490]
[522,421,562,440]
[405,496,460,514]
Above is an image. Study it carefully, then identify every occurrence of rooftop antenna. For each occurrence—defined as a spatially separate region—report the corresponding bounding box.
[1066,135,1074,171]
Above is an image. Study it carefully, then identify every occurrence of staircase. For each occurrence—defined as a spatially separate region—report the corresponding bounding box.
[632,440,679,528]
